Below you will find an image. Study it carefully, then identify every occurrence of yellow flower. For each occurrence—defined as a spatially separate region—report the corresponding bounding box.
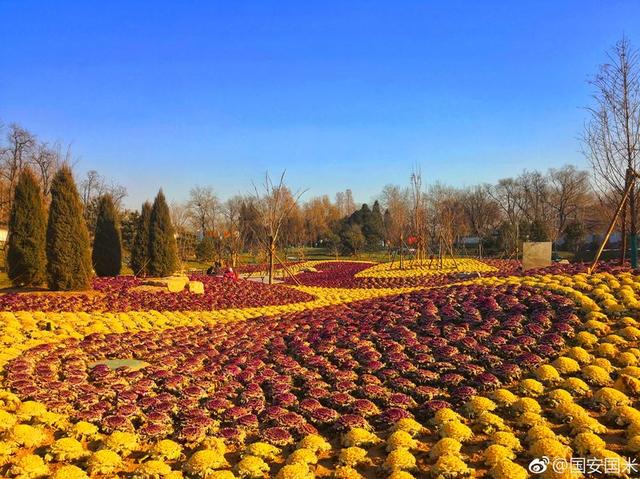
[429,438,462,460]
[51,465,89,479]
[574,432,606,456]
[391,418,425,437]
[483,445,515,467]
[0,410,17,432]
[341,428,380,448]
[70,421,100,440]
[150,439,183,461]
[490,431,522,452]
[575,331,599,348]
[565,346,592,364]
[275,463,313,479]
[463,397,497,418]
[551,357,581,374]
[593,387,631,410]
[207,472,236,479]
[490,389,519,407]
[489,459,528,479]
[474,411,508,434]
[11,424,47,448]
[15,400,47,421]
[236,455,269,478]
[512,397,542,415]
[185,450,229,478]
[545,389,574,408]
[104,431,140,456]
[525,425,557,444]
[297,434,331,453]
[333,465,364,479]
[569,413,607,435]
[387,472,416,479]
[9,454,49,479]
[432,408,463,426]
[528,438,571,460]
[591,357,614,372]
[614,374,640,395]
[560,377,591,396]
[243,442,280,462]
[383,447,416,472]
[286,448,318,465]
[48,437,87,462]
[338,447,368,467]
[87,449,122,475]
[616,351,638,367]
[535,365,562,386]
[431,454,474,478]
[581,365,612,386]
[386,431,417,451]
[438,421,473,443]
[133,460,173,479]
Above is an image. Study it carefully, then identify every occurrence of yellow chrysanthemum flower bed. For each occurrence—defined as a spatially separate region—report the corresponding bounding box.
[355,258,498,278]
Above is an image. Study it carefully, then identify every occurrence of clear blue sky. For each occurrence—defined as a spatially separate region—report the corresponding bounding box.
[2,1,640,209]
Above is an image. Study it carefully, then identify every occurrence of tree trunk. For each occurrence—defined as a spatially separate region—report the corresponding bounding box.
[621,201,628,266]
[268,236,275,285]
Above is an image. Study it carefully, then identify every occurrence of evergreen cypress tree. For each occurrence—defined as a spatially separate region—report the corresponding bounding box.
[46,165,92,290]
[92,194,122,276]
[130,201,152,276]
[368,200,386,249]
[148,190,178,276]
[7,168,47,287]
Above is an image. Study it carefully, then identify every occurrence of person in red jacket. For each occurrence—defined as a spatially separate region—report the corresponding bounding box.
[222,266,238,281]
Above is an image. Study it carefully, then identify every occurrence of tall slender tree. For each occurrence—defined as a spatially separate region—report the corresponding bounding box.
[7,168,47,286]
[46,165,92,290]
[148,190,179,277]
[130,201,152,276]
[92,194,122,276]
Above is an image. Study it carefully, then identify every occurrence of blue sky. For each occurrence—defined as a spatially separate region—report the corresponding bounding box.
[2,1,640,209]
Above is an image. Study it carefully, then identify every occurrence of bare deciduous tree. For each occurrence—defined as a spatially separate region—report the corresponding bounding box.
[187,186,219,234]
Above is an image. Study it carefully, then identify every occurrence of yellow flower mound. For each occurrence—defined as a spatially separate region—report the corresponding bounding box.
[591,357,614,372]
[574,432,607,456]
[565,347,592,365]
[133,460,173,478]
[338,447,368,467]
[438,421,473,443]
[609,405,640,426]
[70,420,100,440]
[165,472,184,479]
[490,389,518,407]
[185,450,229,477]
[104,431,140,456]
[529,438,572,460]
[383,447,416,472]
[87,449,122,475]
[551,356,581,374]
[386,431,417,451]
[431,454,474,478]
[16,400,47,421]
[150,439,183,461]
[575,331,599,348]
[512,397,542,415]
[333,465,364,479]
[561,377,591,396]
[297,434,331,453]
[341,428,380,447]
[525,425,557,444]
[276,463,313,479]
[616,351,638,367]
[569,413,607,435]
[581,364,612,386]
[429,438,462,460]
[474,411,508,434]
[387,472,416,479]
[534,365,561,384]
[614,374,640,395]
[207,472,236,479]
[432,408,463,426]
[243,442,280,461]
[9,454,49,479]
[517,412,548,428]
[51,465,89,479]
[463,396,497,418]
[0,410,17,432]
[286,448,318,465]
[489,459,528,479]
[620,326,640,340]
[11,424,46,448]
[391,418,425,437]
[356,258,497,278]
[593,387,631,410]
[483,444,515,467]
[48,437,87,461]
[490,432,523,452]
[236,455,269,478]
[545,389,574,407]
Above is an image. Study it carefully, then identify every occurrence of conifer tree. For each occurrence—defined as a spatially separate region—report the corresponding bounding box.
[92,194,122,276]
[130,201,152,276]
[148,190,178,276]
[46,165,92,290]
[7,168,47,286]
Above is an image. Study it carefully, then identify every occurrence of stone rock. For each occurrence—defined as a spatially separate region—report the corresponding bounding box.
[187,280,204,294]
